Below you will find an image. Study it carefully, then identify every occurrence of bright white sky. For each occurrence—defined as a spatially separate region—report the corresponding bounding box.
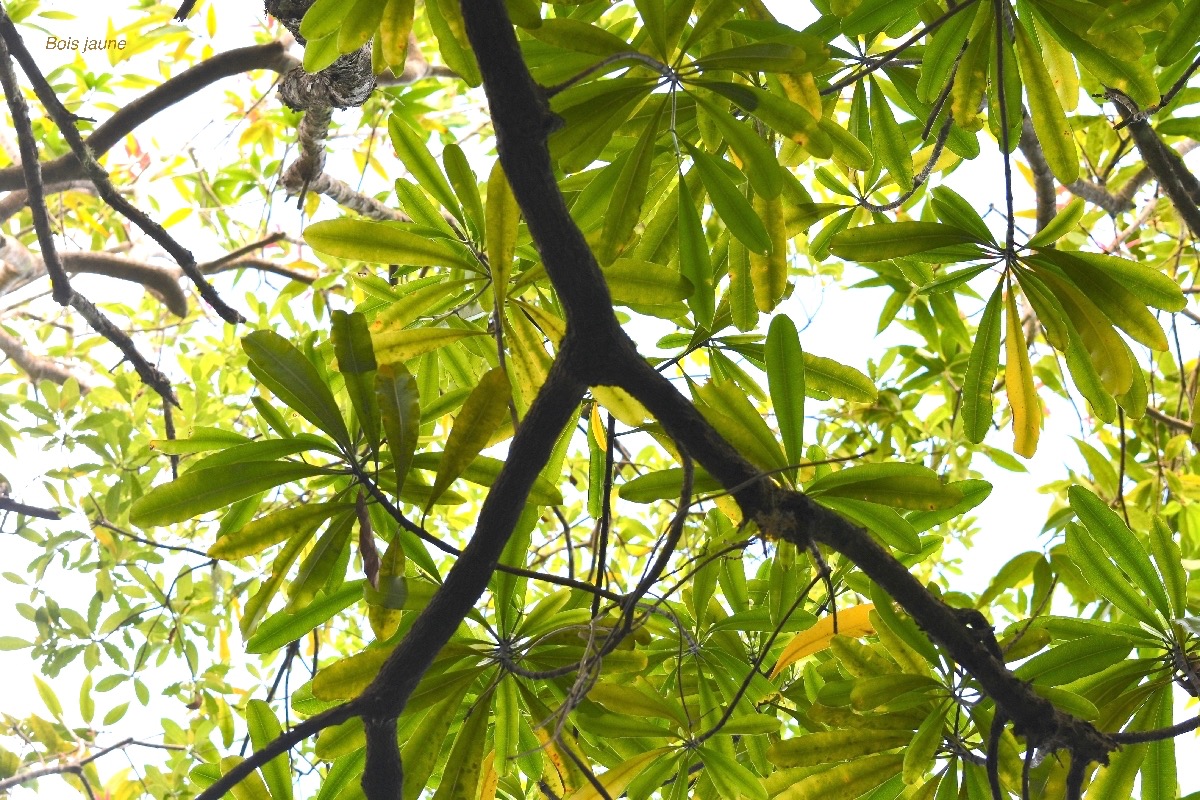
[0,0,1197,796]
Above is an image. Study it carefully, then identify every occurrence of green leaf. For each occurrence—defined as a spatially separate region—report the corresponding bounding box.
[371,327,487,363]
[248,580,364,655]
[1066,522,1162,629]
[766,314,805,479]
[332,310,380,453]
[690,42,817,75]
[1149,517,1187,620]
[377,363,421,498]
[1042,250,1185,312]
[617,467,724,503]
[930,187,995,246]
[1032,251,1168,351]
[131,462,331,529]
[698,748,767,800]
[686,143,771,255]
[411,451,562,505]
[338,0,386,54]
[243,330,352,448]
[598,97,666,264]
[299,0,353,40]
[485,161,519,308]
[33,674,62,719]
[677,173,715,330]
[842,0,923,35]
[209,503,351,560]
[869,77,913,190]
[960,282,1004,443]
[1014,19,1079,184]
[691,92,782,198]
[807,463,964,511]
[151,427,250,455]
[442,143,484,241]
[246,700,292,800]
[1068,486,1172,623]
[1157,0,1200,64]
[1027,197,1084,249]
[1013,633,1131,685]
[305,219,479,272]
[428,368,510,509]
[830,222,982,262]
[816,496,922,553]
[696,81,832,158]
[287,511,355,610]
[802,352,877,402]
[526,18,632,56]
[603,258,693,306]
[387,114,461,219]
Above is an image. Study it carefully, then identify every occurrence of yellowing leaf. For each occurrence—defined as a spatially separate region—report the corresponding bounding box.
[563,747,674,800]
[771,604,875,677]
[1004,286,1041,458]
[428,368,511,509]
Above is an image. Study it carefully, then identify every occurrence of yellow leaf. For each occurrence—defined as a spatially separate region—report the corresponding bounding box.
[771,603,875,678]
[1004,287,1041,457]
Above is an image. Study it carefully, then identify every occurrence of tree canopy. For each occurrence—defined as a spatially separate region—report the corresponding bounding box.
[0,0,1199,798]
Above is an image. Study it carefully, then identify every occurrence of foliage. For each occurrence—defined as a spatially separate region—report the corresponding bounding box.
[0,0,1199,799]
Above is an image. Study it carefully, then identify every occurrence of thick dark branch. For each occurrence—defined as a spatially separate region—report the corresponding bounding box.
[0,496,61,520]
[1111,91,1200,237]
[460,0,1118,779]
[355,353,585,799]
[0,41,297,192]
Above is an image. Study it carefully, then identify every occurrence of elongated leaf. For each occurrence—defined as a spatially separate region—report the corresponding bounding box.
[443,143,484,240]
[371,327,487,363]
[388,114,461,219]
[247,582,360,657]
[830,222,981,262]
[131,462,329,529]
[1066,522,1162,628]
[930,187,995,246]
[771,604,875,678]
[208,503,350,560]
[288,511,355,610]
[766,315,805,478]
[603,258,693,305]
[243,331,351,447]
[485,161,519,308]
[333,310,380,452]
[1013,632,1132,685]
[429,368,510,509]
[1027,197,1084,249]
[305,219,478,272]
[1004,286,1041,457]
[1014,19,1079,184]
[598,97,666,263]
[617,467,724,503]
[691,92,782,198]
[816,496,923,553]
[1158,0,1200,64]
[1043,249,1185,312]
[750,190,787,312]
[151,427,250,455]
[411,452,561,505]
[563,748,674,800]
[1068,486,1171,623]
[1033,252,1168,351]
[950,14,993,131]
[188,437,337,473]
[686,143,770,254]
[961,282,1004,443]
[245,700,294,800]
[376,363,421,498]
[802,352,877,402]
[699,748,767,800]
[697,80,832,157]
[527,17,631,55]
[807,463,964,510]
[677,173,714,329]
[869,77,913,190]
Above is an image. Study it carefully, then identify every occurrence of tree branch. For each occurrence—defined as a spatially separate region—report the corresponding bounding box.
[0,17,243,324]
[0,41,298,192]
[0,325,91,389]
